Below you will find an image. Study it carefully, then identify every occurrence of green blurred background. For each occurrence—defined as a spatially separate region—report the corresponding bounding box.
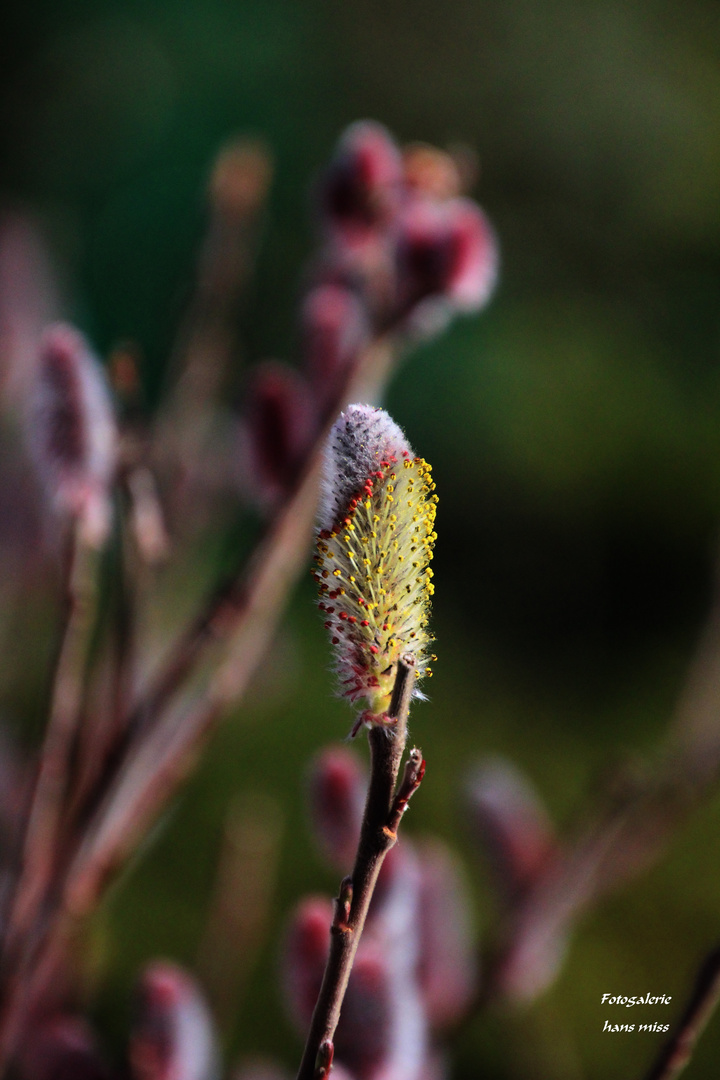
[3,1,720,1077]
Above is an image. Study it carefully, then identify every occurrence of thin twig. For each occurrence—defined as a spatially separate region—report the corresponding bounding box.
[153,139,272,518]
[0,528,100,1068]
[0,326,398,1069]
[642,945,720,1080]
[295,657,423,1080]
[197,794,283,1032]
[70,334,397,843]
[0,335,398,1071]
[0,529,98,960]
[62,433,330,915]
[65,334,397,880]
[66,472,146,825]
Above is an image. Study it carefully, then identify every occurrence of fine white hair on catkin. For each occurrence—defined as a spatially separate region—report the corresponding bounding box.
[319,405,413,533]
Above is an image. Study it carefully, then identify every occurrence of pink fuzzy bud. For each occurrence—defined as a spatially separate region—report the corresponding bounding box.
[308,748,366,870]
[282,897,332,1031]
[313,406,436,726]
[16,1015,110,1080]
[415,840,476,1031]
[491,905,572,1005]
[30,324,117,546]
[130,962,219,1080]
[395,198,497,328]
[466,757,556,900]
[355,846,430,1080]
[319,122,403,249]
[337,934,429,1080]
[243,361,317,504]
[334,949,393,1079]
[301,285,369,406]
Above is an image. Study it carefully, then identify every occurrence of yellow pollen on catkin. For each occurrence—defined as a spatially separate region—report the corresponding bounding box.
[314,448,436,720]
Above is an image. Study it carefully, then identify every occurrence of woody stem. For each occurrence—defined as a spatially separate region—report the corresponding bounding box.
[295,657,424,1080]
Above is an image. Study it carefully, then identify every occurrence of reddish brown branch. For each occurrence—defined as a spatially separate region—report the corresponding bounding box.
[1,532,98,963]
[70,335,396,840]
[0,338,399,1070]
[0,531,100,1068]
[295,657,423,1080]
[643,945,720,1080]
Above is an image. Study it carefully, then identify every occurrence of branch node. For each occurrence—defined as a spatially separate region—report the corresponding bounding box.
[387,747,426,836]
[332,876,353,933]
[314,1040,334,1080]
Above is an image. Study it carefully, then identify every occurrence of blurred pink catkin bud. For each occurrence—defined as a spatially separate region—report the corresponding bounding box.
[358,845,430,1080]
[337,935,429,1080]
[16,1014,110,1080]
[466,757,556,901]
[334,949,394,1080]
[282,896,332,1032]
[130,962,219,1080]
[414,840,476,1031]
[395,197,497,331]
[30,323,117,547]
[301,285,369,406]
[319,122,403,249]
[490,897,573,1005]
[308,747,366,870]
[241,360,317,505]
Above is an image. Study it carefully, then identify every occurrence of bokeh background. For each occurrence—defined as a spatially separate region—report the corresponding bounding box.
[2,1,720,1077]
